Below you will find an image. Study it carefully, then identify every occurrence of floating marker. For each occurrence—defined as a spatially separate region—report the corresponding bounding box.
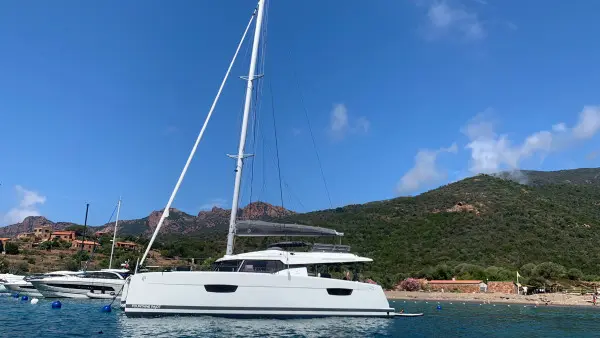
[12,293,19,298]
[21,295,28,301]
[31,298,39,305]
[101,305,112,313]
[436,305,442,310]
[51,300,62,309]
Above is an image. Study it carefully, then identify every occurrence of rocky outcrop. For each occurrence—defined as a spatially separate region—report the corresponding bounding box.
[1,202,294,238]
[0,216,78,237]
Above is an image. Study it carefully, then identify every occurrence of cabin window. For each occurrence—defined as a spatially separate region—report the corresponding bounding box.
[204,284,238,293]
[212,260,242,272]
[239,260,285,273]
[327,288,353,296]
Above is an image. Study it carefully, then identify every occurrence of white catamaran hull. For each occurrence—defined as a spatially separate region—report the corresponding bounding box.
[124,271,394,318]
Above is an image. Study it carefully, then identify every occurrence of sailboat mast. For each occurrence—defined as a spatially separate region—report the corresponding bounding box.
[226,0,266,256]
[109,198,121,269]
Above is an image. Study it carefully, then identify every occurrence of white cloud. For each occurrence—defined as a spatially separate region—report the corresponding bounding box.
[463,105,600,174]
[329,104,370,140]
[396,105,600,194]
[3,185,46,224]
[552,123,566,132]
[199,198,227,211]
[425,1,486,40]
[572,106,600,139]
[396,142,458,194]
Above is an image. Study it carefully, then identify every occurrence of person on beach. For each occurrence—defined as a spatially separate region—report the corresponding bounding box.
[593,293,597,306]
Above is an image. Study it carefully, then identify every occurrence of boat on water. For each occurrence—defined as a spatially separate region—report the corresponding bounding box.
[30,269,130,299]
[3,271,79,297]
[122,0,395,318]
[0,273,26,293]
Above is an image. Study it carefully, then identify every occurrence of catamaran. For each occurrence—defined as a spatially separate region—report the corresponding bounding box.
[123,0,395,318]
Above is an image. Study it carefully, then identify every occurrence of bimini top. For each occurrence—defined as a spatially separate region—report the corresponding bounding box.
[235,220,344,237]
[216,249,372,265]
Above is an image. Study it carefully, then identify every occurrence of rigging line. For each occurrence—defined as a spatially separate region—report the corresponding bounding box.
[247,17,267,205]
[139,9,257,267]
[268,80,285,209]
[286,50,333,208]
[83,201,119,272]
[249,0,270,205]
[283,180,306,211]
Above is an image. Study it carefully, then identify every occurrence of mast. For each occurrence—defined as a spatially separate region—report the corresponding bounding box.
[79,203,90,270]
[225,0,266,256]
[137,8,258,268]
[109,198,121,269]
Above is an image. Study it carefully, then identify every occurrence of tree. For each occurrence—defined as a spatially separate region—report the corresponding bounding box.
[533,262,566,280]
[4,242,19,255]
[520,263,537,277]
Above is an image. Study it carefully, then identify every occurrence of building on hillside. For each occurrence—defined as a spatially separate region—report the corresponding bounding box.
[50,231,77,242]
[427,278,484,293]
[17,232,36,241]
[34,226,53,241]
[71,240,99,252]
[115,241,138,250]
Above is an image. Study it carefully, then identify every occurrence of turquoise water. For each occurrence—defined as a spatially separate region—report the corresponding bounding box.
[2,295,600,337]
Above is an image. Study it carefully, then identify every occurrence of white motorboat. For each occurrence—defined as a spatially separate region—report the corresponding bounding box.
[0,273,25,292]
[30,269,130,299]
[3,271,78,297]
[123,0,395,318]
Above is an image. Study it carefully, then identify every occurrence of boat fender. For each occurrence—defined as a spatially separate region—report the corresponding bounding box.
[21,295,29,301]
[51,300,62,309]
[101,305,112,313]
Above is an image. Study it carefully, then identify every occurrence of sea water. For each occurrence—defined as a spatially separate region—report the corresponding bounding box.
[1,296,600,337]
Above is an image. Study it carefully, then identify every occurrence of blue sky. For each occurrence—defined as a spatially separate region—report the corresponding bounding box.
[1,0,599,226]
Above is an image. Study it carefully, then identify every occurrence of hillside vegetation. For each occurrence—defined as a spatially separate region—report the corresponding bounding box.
[3,168,600,289]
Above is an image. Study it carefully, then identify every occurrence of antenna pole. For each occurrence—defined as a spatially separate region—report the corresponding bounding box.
[226,0,266,256]
[109,198,121,269]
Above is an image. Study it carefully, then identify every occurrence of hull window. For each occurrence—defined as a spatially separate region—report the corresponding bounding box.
[204,284,238,293]
[327,288,353,296]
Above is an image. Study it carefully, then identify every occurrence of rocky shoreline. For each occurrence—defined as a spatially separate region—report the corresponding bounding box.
[385,291,598,307]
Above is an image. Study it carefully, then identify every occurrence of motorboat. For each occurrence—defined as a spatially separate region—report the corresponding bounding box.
[30,269,130,299]
[123,0,395,318]
[1,274,26,293]
[3,271,78,297]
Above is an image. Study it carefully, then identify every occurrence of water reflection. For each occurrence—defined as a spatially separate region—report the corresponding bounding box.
[118,315,393,338]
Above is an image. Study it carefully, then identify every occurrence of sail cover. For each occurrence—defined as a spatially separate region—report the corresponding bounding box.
[235,220,344,237]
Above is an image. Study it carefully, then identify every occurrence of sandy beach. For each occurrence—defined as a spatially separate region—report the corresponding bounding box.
[385,291,599,307]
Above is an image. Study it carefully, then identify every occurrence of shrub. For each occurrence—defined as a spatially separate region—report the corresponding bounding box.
[16,262,29,273]
[25,257,36,265]
[567,268,583,281]
[399,278,421,291]
[4,242,19,255]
